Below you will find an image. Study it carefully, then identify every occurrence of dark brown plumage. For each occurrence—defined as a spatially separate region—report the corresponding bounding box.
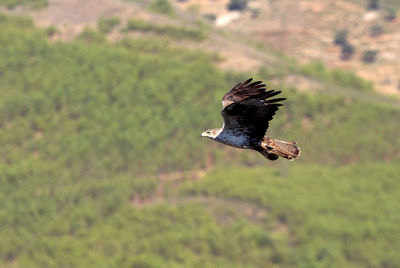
[221,78,286,139]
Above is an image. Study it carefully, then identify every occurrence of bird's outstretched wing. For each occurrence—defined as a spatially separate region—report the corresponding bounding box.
[221,78,286,139]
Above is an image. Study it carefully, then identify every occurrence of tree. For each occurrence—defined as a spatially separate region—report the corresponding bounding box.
[362,50,378,63]
[334,29,348,46]
[341,43,355,60]
[228,0,248,11]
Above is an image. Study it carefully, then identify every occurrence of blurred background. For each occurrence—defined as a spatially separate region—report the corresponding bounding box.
[0,0,399,267]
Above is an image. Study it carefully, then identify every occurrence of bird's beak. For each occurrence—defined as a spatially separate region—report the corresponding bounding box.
[201,131,206,137]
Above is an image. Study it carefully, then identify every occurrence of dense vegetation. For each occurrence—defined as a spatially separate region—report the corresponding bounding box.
[181,163,400,267]
[0,14,220,176]
[0,13,399,267]
[0,0,47,9]
[295,61,373,91]
[4,162,398,267]
[123,18,206,41]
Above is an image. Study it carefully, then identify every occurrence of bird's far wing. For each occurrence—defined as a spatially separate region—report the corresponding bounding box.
[222,78,266,108]
[221,78,286,139]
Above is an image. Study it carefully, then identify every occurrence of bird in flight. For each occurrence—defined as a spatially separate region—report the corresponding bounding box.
[201,78,300,160]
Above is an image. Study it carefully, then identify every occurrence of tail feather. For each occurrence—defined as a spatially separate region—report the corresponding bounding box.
[260,137,300,161]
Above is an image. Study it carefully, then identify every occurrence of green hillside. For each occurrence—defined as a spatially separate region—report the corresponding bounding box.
[1,14,400,267]
[0,0,47,9]
[181,163,400,267]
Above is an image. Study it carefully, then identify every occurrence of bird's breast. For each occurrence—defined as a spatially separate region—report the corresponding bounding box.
[215,131,250,148]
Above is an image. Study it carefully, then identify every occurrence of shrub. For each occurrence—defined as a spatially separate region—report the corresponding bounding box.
[370,24,384,37]
[46,25,57,37]
[149,0,174,15]
[123,19,205,40]
[204,13,217,21]
[98,16,120,34]
[368,0,379,10]
[362,50,378,63]
[341,42,355,60]
[384,7,397,21]
[334,29,348,46]
[227,0,248,11]
[76,27,106,43]
[123,19,153,32]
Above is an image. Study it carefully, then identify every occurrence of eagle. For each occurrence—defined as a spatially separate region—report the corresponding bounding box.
[201,78,300,160]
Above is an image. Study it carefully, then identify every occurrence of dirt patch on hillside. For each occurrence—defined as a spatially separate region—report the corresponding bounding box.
[21,0,141,26]
[172,0,400,97]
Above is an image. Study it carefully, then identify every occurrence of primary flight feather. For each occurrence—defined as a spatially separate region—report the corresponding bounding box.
[201,78,300,160]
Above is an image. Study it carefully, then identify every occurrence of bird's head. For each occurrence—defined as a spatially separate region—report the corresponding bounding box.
[201,128,221,139]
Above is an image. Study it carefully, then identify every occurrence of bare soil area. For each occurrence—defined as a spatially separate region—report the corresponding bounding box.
[174,0,400,96]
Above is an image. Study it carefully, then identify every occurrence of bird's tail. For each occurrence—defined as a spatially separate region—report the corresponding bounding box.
[260,137,300,161]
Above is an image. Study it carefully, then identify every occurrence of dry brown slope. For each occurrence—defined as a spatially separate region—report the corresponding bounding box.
[174,0,400,97]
